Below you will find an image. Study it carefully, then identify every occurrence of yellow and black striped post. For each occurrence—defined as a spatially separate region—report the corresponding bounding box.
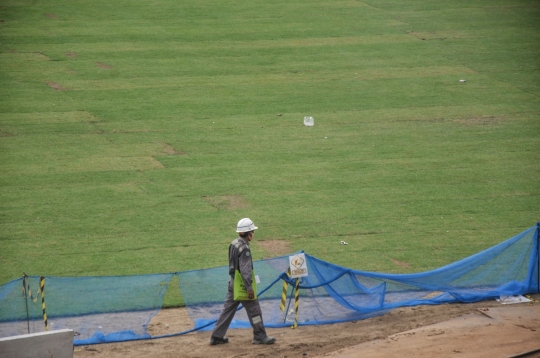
[291,277,300,329]
[40,276,48,331]
[279,268,291,311]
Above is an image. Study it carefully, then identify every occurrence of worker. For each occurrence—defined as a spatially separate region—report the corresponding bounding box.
[209,218,276,345]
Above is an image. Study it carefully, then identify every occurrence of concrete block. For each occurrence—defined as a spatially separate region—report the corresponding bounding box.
[0,329,73,358]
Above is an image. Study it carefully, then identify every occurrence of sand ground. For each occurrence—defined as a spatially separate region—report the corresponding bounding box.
[73,294,540,358]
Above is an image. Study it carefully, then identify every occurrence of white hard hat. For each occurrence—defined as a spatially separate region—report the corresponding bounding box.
[236,218,258,233]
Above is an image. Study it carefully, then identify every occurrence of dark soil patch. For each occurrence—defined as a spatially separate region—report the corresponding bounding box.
[46,81,68,91]
[0,130,14,137]
[203,195,248,210]
[162,143,185,155]
[454,115,502,126]
[96,62,113,69]
[259,240,292,256]
[390,258,411,268]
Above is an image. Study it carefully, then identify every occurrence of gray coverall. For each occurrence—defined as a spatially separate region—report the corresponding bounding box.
[211,237,268,340]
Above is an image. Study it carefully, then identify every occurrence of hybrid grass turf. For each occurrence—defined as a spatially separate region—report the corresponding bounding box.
[0,0,539,285]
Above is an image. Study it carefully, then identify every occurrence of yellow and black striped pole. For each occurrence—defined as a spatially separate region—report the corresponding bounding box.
[40,276,48,331]
[279,268,291,311]
[291,277,300,329]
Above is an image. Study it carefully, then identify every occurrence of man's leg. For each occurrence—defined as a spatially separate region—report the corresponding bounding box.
[242,299,268,341]
[211,284,239,339]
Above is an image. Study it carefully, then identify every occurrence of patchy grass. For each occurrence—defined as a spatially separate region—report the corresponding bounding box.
[0,0,539,286]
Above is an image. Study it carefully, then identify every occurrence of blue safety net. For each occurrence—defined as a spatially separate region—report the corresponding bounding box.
[0,224,538,345]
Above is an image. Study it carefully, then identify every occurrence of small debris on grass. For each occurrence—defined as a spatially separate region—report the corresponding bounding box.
[459,79,466,82]
[303,116,314,127]
[340,241,348,245]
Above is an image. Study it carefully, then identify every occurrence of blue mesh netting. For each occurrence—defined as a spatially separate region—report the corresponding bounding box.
[0,224,538,345]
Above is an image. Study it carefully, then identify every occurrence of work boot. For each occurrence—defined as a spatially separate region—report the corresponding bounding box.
[252,336,276,345]
[209,336,229,345]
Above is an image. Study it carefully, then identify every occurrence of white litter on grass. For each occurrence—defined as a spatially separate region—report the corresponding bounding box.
[459,79,466,83]
[496,295,532,304]
[303,116,314,126]
[340,241,348,245]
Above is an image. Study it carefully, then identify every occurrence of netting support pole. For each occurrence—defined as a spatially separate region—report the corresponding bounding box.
[22,273,30,334]
[537,222,540,293]
[283,281,295,324]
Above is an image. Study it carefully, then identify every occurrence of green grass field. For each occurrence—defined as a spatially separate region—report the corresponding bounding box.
[1,0,539,286]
